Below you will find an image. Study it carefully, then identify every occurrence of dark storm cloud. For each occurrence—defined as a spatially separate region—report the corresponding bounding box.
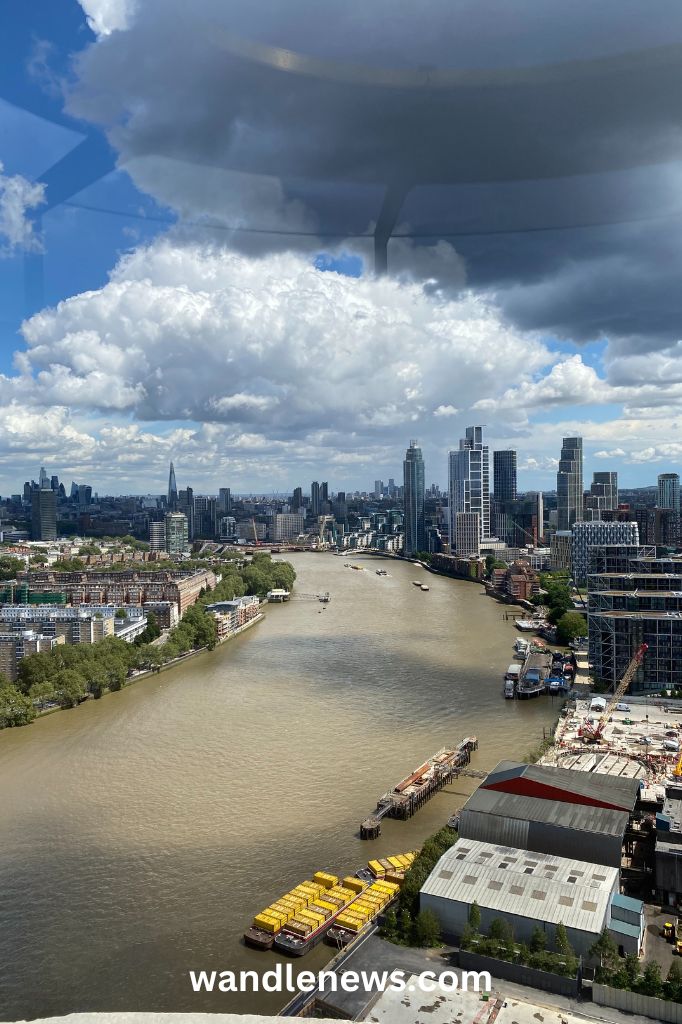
[68,0,682,353]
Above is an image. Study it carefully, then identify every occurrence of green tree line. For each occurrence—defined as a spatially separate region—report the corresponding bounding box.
[0,555,295,729]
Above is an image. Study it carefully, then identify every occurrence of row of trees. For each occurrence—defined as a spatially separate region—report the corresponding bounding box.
[0,554,296,728]
[533,573,587,643]
[591,928,682,1002]
[461,903,579,977]
[378,826,457,946]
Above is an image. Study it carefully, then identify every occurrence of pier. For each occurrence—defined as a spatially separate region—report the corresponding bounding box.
[360,737,480,839]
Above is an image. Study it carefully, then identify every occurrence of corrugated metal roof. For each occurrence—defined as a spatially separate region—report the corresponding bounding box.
[462,787,629,836]
[421,839,617,934]
[611,893,644,912]
[484,760,640,809]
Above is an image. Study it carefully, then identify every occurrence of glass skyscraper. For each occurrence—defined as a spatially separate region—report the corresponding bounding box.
[403,440,425,555]
[658,473,681,514]
[493,449,517,501]
[448,425,490,554]
[556,436,583,531]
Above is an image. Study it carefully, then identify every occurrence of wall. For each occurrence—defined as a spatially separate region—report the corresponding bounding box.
[591,983,682,1024]
[458,950,580,998]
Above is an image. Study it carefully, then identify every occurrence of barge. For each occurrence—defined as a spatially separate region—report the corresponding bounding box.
[245,854,416,955]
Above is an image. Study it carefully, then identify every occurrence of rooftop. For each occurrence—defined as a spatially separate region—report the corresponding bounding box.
[482,760,641,811]
[421,839,617,932]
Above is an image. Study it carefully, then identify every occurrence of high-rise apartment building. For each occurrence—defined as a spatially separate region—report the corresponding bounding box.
[149,521,166,551]
[571,520,639,586]
[177,487,194,539]
[557,436,583,530]
[194,496,217,538]
[448,425,490,555]
[584,471,618,521]
[292,487,303,512]
[493,450,517,502]
[164,511,189,556]
[320,482,329,507]
[218,488,231,515]
[311,481,320,517]
[31,487,57,541]
[273,513,305,541]
[658,473,681,514]
[403,440,425,556]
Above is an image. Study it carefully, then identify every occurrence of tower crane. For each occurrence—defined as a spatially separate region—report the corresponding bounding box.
[580,643,647,743]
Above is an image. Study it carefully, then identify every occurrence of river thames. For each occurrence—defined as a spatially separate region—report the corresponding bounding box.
[0,553,560,1019]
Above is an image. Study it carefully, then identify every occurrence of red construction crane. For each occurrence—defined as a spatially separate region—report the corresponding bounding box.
[580,643,647,743]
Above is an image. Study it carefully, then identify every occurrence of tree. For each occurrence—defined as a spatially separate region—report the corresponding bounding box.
[666,959,682,1001]
[490,918,512,943]
[28,679,56,705]
[638,961,663,998]
[16,651,57,694]
[399,908,413,943]
[555,922,573,958]
[115,608,127,619]
[468,901,481,932]
[52,669,86,708]
[530,926,546,953]
[380,907,398,939]
[556,611,588,644]
[414,909,442,948]
[0,683,36,727]
[0,555,25,581]
[589,928,619,978]
[52,558,86,572]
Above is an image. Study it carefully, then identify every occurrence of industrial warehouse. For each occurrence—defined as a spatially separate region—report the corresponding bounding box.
[420,839,643,956]
[457,760,641,868]
[420,758,649,961]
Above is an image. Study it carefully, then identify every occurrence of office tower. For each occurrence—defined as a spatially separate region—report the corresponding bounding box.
[164,511,189,556]
[194,496,217,538]
[493,450,517,501]
[403,439,426,556]
[38,466,49,489]
[149,521,166,551]
[168,461,178,509]
[374,480,383,498]
[273,513,305,541]
[292,487,303,512]
[388,478,396,498]
[658,473,681,514]
[31,488,57,541]
[177,487,194,539]
[50,475,59,492]
[320,482,329,505]
[218,487,231,515]
[448,425,490,554]
[311,481,320,517]
[556,437,583,530]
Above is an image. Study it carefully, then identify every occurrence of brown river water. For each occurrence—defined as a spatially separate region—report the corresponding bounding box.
[0,553,560,1020]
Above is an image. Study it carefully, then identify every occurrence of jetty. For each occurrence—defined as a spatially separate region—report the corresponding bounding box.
[360,738,480,839]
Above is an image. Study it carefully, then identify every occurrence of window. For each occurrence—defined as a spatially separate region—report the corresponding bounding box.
[531,890,546,901]
[558,896,574,907]
[582,900,598,912]
[510,885,524,896]
[488,880,503,891]
[439,870,453,880]
[462,875,477,885]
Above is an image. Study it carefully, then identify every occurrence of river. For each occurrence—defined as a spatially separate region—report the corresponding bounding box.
[0,553,560,1020]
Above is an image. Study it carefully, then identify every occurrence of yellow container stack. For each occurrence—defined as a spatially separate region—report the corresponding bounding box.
[343,876,368,893]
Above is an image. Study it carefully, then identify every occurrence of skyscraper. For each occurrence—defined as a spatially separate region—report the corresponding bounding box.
[584,471,618,520]
[403,439,425,556]
[31,488,57,541]
[164,511,189,556]
[493,449,517,501]
[168,461,178,509]
[292,486,303,512]
[218,487,231,515]
[658,473,681,514]
[311,481,320,517]
[448,425,490,554]
[320,482,329,506]
[556,437,583,531]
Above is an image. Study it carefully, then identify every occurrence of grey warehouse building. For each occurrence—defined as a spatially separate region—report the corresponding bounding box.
[458,761,641,868]
[421,839,643,957]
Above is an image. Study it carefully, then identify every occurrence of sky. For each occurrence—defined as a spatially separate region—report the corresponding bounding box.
[1,1,682,496]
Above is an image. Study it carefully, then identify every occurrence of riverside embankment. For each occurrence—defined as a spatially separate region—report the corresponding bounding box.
[0,552,560,1021]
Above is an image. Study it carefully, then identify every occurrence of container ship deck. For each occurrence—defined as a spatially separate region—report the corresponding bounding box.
[244,852,417,955]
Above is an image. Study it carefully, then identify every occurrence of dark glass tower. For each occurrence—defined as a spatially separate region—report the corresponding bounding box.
[168,461,178,509]
[403,439,425,555]
[493,449,517,501]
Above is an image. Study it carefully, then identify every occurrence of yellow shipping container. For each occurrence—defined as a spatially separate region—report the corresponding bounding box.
[343,877,367,892]
[368,860,385,877]
[298,910,324,926]
[288,920,312,937]
[385,872,404,886]
[387,857,402,869]
[336,917,363,931]
[313,872,338,888]
[269,903,293,921]
[253,914,281,934]
[315,900,337,914]
[396,856,411,868]
[309,904,331,920]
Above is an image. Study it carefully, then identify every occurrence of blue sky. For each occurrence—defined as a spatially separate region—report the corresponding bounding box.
[0,1,681,495]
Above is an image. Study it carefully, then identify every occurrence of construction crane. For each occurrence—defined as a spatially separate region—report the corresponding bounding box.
[250,517,261,547]
[581,643,647,743]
